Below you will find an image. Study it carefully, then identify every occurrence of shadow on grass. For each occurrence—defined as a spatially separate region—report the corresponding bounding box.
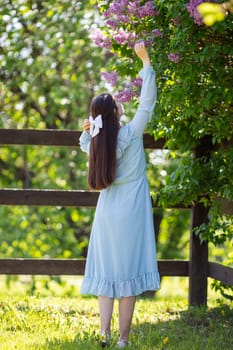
[43,304,232,350]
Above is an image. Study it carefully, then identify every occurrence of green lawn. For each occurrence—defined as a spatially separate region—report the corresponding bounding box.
[0,277,232,349]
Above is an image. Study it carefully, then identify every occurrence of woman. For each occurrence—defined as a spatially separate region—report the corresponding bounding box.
[79,41,160,348]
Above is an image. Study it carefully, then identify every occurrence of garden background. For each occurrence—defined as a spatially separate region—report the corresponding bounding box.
[0,0,232,349]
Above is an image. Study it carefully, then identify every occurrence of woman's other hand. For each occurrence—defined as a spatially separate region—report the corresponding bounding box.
[83,119,90,132]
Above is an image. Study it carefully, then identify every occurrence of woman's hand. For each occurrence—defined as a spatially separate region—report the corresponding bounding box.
[135,41,150,66]
[83,119,90,132]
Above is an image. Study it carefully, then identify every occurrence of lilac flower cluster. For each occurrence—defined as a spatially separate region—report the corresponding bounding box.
[113,77,142,103]
[186,0,212,25]
[168,53,180,63]
[138,1,158,18]
[90,1,163,53]
[90,28,112,49]
[113,28,136,47]
[105,19,118,30]
[131,77,143,87]
[104,0,158,21]
[91,1,183,104]
[114,89,133,103]
[101,71,118,87]
[152,29,163,38]
[102,0,159,48]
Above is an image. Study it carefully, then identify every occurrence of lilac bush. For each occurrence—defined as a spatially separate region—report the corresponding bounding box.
[91,0,232,144]
[90,0,229,110]
[92,1,233,299]
[92,0,232,187]
[91,1,162,101]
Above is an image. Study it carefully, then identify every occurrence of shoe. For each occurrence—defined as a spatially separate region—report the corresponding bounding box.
[116,339,128,348]
[100,331,111,348]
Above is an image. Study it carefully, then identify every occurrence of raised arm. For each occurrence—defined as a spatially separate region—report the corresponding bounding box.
[131,42,157,137]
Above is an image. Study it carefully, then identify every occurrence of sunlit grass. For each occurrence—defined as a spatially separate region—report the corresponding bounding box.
[0,276,232,349]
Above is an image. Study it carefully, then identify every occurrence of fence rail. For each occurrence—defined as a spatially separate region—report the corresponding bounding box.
[0,189,190,209]
[208,262,233,285]
[0,129,166,149]
[0,259,232,286]
[0,259,189,276]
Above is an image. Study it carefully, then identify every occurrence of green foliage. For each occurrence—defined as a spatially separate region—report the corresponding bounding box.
[157,209,190,260]
[194,212,233,245]
[211,281,233,301]
[0,205,92,259]
[0,0,103,261]
[0,0,104,129]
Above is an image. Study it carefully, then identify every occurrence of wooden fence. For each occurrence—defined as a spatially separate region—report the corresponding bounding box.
[0,129,232,306]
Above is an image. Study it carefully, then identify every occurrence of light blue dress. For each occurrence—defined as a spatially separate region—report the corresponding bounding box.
[79,65,160,298]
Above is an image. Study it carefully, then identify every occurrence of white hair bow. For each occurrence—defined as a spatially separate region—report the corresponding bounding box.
[89,114,103,138]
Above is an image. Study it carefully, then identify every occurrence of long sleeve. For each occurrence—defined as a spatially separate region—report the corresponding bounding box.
[130,65,156,137]
[79,131,91,154]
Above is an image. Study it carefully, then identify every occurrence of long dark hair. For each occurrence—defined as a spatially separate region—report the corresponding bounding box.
[88,93,120,190]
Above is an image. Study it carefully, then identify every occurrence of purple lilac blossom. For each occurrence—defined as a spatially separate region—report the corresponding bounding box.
[103,0,157,22]
[131,77,143,87]
[128,1,139,15]
[168,53,180,63]
[103,8,111,17]
[105,19,119,30]
[124,81,132,89]
[144,37,154,47]
[186,0,214,25]
[96,1,160,50]
[108,1,126,17]
[127,40,136,48]
[101,71,118,87]
[139,1,158,18]
[90,28,112,49]
[105,0,132,18]
[139,31,152,44]
[117,14,129,23]
[127,31,137,47]
[114,89,133,103]
[152,29,163,38]
[113,28,127,45]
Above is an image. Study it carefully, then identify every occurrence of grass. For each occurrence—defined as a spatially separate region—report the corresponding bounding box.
[0,277,232,350]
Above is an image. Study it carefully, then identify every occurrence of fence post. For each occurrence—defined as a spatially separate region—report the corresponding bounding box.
[189,203,209,306]
[188,136,213,307]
